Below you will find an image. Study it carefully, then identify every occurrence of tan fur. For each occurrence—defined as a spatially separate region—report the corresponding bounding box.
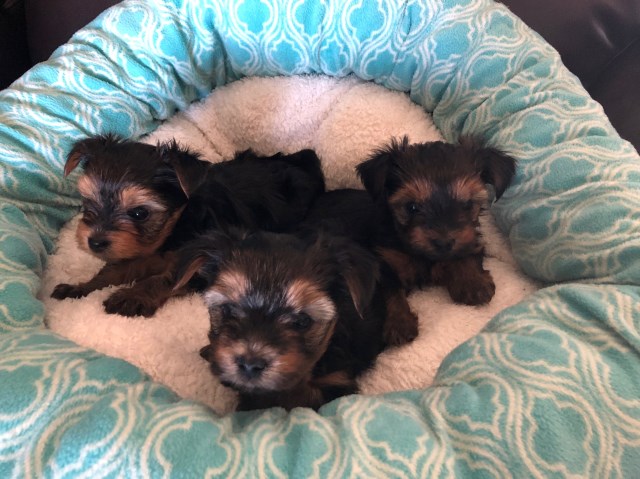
[77,175,101,203]
[213,270,251,303]
[111,205,185,260]
[285,279,336,323]
[76,178,185,261]
[75,220,92,254]
[450,177,489,203]
[389,178,433,206]
[214,339,308,391]
[272,350,309,376]
[119,185,166,212]
[311,370,354,389]
[108,230,149,260]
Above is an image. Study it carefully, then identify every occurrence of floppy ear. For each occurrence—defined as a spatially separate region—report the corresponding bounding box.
[64,134,121,177]
[462,136,517,200]
[159,140,210,197]
[324,236,380,318]
[173,230,238,291]
[356,136,409,200]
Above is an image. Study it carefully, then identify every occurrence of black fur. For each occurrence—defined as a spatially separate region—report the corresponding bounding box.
[163,145,326,250]
[53,134,326,318]
[354,135,517,346]
[176,226,387,411]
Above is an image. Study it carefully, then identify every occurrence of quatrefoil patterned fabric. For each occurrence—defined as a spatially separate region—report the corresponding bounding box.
[1,0,639,477]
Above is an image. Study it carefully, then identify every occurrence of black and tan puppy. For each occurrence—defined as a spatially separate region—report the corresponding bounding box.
[51,134,325,317]
[357,136,516,346]
[175,228,386,411]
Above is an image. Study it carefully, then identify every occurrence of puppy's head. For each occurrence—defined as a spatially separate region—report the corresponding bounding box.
[64,135,208,261]
[357,136,516,260]
[176,230,379,395]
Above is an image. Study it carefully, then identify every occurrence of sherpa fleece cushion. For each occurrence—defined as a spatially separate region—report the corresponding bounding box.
[40,74,540,415]
[1,0,640,477]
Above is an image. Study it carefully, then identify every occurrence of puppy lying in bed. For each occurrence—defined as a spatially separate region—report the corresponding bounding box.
[357,136,517,346]
[176,226,387,411]
[43,76,537,414]
[51,134,325,317]
[50,135,518,411]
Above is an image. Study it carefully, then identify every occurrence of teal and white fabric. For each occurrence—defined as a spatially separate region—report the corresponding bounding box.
[1,0,640,476]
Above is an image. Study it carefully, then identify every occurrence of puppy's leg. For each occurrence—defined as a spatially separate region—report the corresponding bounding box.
[432,253,495,305]
[102,255,187,317]
[382,285,419,347]
[51,254,169,300]
[376,249,421,347]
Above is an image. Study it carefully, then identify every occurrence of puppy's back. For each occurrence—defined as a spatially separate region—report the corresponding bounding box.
[297,189,377,247]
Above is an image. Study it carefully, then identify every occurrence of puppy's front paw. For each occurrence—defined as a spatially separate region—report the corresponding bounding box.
[51,283,89,300]
[103,290,159,317]
[383,310,419,347]
[448,271,495,305]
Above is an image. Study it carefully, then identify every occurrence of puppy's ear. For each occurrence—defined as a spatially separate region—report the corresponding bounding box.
[356,136,409,199]
[462,136,517,200]
[64,134,120,177]
[322,236,380,318]
[173,230,238,291]
[159,140,210,197]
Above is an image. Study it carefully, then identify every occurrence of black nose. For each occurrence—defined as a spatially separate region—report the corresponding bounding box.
[88,236,111,253]
[431,238,454,253]
[235,356,268,379]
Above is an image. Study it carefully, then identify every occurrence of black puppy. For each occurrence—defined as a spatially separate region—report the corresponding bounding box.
[175,227,387,411]
[51,134,325,316]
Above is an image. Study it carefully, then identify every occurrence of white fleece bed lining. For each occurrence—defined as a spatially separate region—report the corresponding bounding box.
[41,75,539,414]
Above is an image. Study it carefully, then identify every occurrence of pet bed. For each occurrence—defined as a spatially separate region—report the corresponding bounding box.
[1,0,639,476]
[40,74,541,414]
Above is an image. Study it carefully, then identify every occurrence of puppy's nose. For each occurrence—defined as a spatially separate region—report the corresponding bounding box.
[88,236,111,253]
[235,355,268,379]
[431,238,454,253]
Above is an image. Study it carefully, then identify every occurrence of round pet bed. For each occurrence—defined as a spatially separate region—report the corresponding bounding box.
[1,0,639,476]
[40,74,540,414]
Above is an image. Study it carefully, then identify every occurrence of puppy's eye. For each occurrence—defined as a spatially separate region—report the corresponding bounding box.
[405,202,419,215]
[127,206,149,221]
[290,313,313,331]
[463,200,474,211]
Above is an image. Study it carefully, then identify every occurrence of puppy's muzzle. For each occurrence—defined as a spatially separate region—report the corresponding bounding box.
[88,235,111,253]
[235,355,270,380]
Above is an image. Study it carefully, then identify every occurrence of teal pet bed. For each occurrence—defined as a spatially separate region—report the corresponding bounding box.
[1,0,639,476]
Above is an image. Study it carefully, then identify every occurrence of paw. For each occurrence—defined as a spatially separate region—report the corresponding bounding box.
[383,310,419,347]
[448,272,495,305]
[51,283,89,300]
[103,290,159,317]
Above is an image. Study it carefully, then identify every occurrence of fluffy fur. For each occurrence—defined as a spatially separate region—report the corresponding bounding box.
[176,228,386,411]
[357,135,517,346]
[51,135,325,316]
[41,75,538,414]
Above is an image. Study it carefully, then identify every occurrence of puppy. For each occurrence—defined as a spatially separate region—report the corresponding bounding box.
[356,136,517,346]
[51,134,325,317]
[175,228,386,411]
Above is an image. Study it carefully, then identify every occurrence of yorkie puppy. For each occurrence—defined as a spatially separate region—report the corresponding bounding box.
[356,135,517,346]
[51,134,325,317]
[175,228,386,411]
